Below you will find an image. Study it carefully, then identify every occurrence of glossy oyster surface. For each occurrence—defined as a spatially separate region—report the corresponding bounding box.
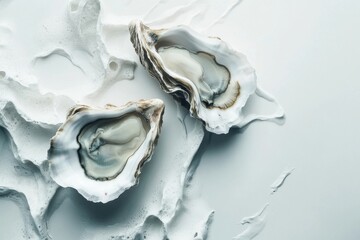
[48,99,164,203]
[129,20,257,134]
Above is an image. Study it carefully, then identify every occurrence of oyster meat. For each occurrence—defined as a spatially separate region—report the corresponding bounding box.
[129,20,257,134]
[47,99,164,203]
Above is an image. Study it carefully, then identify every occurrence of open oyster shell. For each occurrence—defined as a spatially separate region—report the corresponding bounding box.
[48,99,164,203]
[129,20,258,134]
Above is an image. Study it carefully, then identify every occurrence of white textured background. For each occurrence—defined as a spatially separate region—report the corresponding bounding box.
[1,0,360,239]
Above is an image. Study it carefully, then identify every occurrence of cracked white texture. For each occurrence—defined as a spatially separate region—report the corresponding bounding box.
[0,128,58,239]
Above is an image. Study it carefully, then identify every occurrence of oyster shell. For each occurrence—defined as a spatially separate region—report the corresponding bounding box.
[129,20,258,134]
[48,99,164,203]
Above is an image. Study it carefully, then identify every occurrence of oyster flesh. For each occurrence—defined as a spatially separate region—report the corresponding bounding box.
[129,20,258,134]
[47,99,164,203]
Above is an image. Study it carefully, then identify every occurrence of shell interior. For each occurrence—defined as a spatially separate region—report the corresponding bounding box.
[78,112,150,181]
[48,99,164,203]
[154,30,240,109]
[129,20,258,134]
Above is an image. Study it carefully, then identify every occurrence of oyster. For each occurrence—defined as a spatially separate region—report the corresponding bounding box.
[129,20,258,134]
[48,99,164,203]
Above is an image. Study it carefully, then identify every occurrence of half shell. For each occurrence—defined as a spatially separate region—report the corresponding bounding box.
[129,20,257,134]
[48,99,164,203]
